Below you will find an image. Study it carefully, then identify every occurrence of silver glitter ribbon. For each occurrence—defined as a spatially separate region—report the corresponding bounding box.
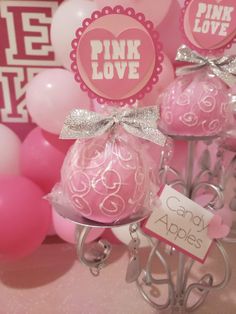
[176,45,236,87]
[60,106,167,146]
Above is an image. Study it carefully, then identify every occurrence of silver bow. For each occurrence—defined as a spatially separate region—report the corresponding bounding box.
[176,45,236,87]
[60,106,167,146]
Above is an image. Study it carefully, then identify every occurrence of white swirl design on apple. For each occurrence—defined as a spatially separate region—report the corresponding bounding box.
[179,112,199,126]
[220,102,228,118]
[68,170,91,196]
[128,166,146,206]
[71,195,92,216]
[79,142,107,170]
[92,167,122,196]
[198,95,216,113]
[163,91,172,109]
[114,139,137,170]
[201,82,217,94]
[164,111,173,125]
[99,194,125,216]
[176,93,190,106]
[202,119,220,134]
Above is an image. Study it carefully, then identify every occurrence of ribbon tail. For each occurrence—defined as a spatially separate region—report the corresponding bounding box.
[122,123,167,146]
[60,109,113,139]
[211,66,236,87]
[122,106,160,124]
[60,122,113,139]
[175,45,206,64]
[176,63,206,76]
[60,124,78,140]
[176,45,236,86]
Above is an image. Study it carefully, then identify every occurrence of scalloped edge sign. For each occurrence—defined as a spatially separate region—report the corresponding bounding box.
[70,6,163,105]
[181,0,236,54]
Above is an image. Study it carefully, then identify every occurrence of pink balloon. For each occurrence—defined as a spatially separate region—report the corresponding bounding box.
[139,54,175,105]
[157,0,182,63]
[47,221,56,236]
[0,124,21,175]
[0,176,51,260]
[51,0,98,69]
[102,228,122,244]
[95,0,172,26]
[21,127,72,192]
[41,130,75,154]
[52,209,104,244]
[26,69,91,134]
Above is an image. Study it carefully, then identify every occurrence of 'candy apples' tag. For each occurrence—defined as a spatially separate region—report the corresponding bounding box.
[70,6,163,105]
[143,185,214,263]
[182,0,236,53]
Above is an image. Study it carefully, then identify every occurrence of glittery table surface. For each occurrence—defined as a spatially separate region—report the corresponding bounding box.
[0,242,235,314]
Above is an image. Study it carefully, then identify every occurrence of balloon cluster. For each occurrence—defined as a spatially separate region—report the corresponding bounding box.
[1,0,235,259]
[0,0,174,260]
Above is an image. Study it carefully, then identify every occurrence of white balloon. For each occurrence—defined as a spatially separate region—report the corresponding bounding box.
[0,124,21,175]
[51,0,98,70]
[112,225,150,247]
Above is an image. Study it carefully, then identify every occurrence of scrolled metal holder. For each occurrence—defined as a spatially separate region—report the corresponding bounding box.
[225,162,236,242]
[221,144,236,243]
[56,136,233,313]
[135,137,231,313]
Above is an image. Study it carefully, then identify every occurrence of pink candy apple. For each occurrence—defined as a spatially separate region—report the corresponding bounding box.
[61,133,150,223]
[159,70,231,137]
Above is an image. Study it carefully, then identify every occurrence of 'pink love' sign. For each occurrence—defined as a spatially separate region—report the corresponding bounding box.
[70,6,163,105]
[183,0,236,53]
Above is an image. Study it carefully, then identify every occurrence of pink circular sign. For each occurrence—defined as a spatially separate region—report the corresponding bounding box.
[70,6,163,105]
[182,0,236,54]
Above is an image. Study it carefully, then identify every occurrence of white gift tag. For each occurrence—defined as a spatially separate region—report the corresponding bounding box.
[144,185,214,263]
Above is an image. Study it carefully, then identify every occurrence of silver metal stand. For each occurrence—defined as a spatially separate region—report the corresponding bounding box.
[222,154,236,243]
[55,138,232,313]
[135,139,231,313]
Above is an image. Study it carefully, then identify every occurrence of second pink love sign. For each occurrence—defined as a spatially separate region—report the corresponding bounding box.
[70,6,163,105]
[183,0,236,53]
